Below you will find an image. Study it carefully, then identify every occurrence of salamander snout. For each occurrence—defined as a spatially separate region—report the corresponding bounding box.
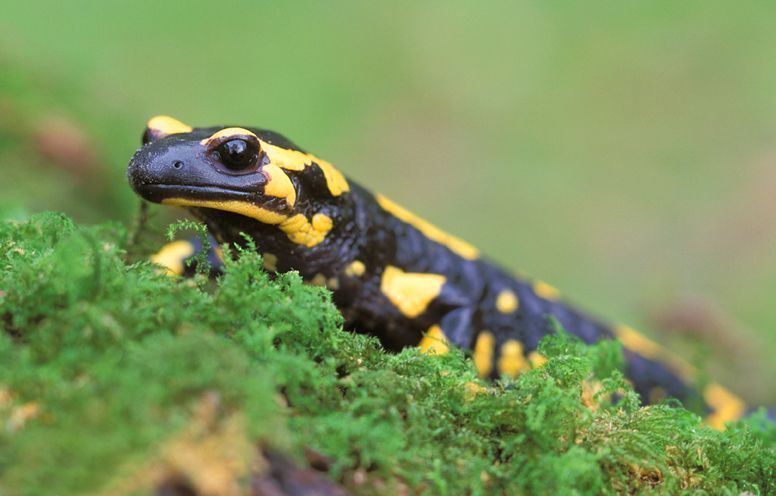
[127,140,197,195]
[127,136,268,205]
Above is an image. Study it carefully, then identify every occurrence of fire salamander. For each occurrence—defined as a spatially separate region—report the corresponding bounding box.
[128,115,751,429]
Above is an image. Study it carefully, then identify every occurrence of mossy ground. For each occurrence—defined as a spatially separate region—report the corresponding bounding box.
[0,213,774,495]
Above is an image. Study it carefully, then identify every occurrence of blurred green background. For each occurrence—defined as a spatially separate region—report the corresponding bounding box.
[1,1,774,404]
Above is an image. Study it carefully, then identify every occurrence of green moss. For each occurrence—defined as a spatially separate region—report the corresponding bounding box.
[0,213,774,495]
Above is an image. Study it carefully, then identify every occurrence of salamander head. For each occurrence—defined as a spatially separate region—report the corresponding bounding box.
[128,115,351,249]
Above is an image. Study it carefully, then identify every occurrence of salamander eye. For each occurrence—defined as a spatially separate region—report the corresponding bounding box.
[218,139,258,171]
[142,128,153,145]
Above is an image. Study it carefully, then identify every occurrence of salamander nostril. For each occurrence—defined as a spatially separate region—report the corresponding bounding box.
[172,160,184,170]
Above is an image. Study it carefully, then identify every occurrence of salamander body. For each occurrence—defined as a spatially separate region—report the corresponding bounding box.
[128,116,748,429]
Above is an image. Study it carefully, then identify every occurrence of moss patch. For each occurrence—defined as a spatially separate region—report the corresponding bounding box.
[0,213,773,495]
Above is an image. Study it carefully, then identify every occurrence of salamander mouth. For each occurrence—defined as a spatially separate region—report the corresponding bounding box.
[134,183,290,214]
[134,183,256,203]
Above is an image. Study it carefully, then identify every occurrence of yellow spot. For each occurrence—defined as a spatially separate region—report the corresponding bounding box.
[418,325,449,355]
[473,331,496,377]
[614,324,661,359]
[262,163,297,207]
[147,115,192,137]
[613,324,696,379]
[150,240,196,276]
[280,213,333,248]
[703,383,746,430]
[200,127,258,147]
[163,198,287,225]
[310,273,327,286]
[262,253,278,271]
[497,339,530,378]
[344,260,366,277]
[533,280,560,300]
[261,141,349,197]
[495,289,519,314]
[380,265,446,318]
[528,350,547,368]
[316,160,350,197]
[375,194,479,260]
[327,277,340,290]
[312,212,333,232]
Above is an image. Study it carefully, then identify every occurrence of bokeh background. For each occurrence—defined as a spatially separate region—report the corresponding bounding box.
[1,1,774,404]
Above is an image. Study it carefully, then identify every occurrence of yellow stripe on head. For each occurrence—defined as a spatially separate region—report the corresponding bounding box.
[162,198,333,248]
[162,198,287,225]
[260,141,350,197]
[147,115,192,138]
[262,163,297,207]
[199,127,258,147]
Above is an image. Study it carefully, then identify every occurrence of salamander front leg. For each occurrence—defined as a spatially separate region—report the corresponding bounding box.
[149,234,224,277]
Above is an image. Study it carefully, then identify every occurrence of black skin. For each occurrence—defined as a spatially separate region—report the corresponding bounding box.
[128,125,699,409]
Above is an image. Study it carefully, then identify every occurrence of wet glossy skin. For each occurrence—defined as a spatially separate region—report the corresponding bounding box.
[128,116,748,429]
